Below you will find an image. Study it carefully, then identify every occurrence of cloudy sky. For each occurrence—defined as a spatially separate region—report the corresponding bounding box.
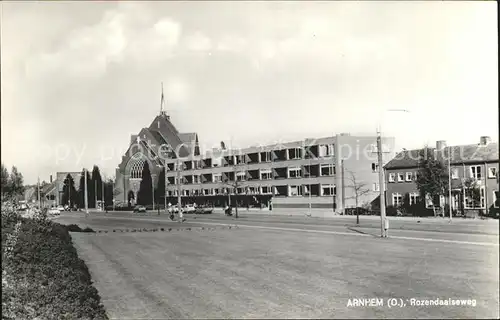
[1,1,498,184]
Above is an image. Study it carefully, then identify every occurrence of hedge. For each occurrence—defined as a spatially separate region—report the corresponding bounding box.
[2,211,108,319]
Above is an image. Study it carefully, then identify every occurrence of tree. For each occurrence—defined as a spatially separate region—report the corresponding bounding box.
[156,166,166,209]
[78,169,86,208]
[7,166,25,200]
[61,174,77,207]
[1,163,10,198]
[461,178,481,215]
[346,170,371,224]
[86,170,95,208]
[91,165,103,203]
[137,162,153,206]
[103,179,114,207]
[415,147,449,217]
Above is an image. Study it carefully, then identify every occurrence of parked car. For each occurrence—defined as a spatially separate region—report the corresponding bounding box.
[195,205,214,214]
[57,205,65,212]
[182,204,196,214]
[48,207,60,216]
[133,205,147,213]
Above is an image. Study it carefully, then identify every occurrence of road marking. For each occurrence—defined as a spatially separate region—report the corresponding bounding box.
[188,221,499,247]
[386,235,499,246]
[58,215,499,247]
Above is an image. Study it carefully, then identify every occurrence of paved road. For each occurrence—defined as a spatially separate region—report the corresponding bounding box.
[59,211,499,319]
[54,211,499,245]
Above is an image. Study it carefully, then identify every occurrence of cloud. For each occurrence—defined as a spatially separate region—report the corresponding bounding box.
[1,1,497,184]
[24,6,182,80]
[185,31,212,52]
[164,78,190,104]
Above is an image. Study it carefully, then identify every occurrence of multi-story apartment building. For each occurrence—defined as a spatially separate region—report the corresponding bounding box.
[115,111,396,213]
[384,137,499,216]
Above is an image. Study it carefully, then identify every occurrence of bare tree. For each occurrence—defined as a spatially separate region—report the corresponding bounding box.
[346,170,372,225]
[222,163,248,219]
[460,178,481,216]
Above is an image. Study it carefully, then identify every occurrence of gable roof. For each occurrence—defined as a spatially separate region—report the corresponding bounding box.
[385,142,499,169]
[149,115,190,157]
[178,132,196,144]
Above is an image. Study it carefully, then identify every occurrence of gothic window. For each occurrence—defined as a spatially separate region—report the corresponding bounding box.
[129,158,145,179]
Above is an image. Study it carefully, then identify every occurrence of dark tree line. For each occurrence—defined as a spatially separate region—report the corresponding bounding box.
[62,165,110,208]
[1,163,25,200]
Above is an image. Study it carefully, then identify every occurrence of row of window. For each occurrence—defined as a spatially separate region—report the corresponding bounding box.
[165,184,337,197]
[392,189,499,209]
[388,166,498,183]
[171,164,337,183]
[169,144,336,169]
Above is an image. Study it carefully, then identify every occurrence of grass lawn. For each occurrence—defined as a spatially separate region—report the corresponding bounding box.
[72,227,499,319]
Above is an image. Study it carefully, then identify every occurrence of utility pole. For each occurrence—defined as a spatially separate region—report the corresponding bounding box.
[377,131,386,238]
[152,176,155,212]
[177,159,183,222]
[341,159,345,214]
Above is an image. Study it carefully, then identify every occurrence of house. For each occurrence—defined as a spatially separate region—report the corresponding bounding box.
[384,137,499,217]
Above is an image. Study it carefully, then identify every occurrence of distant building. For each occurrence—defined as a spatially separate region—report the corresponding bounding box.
[384,137,499,217]
[115,110,396,213]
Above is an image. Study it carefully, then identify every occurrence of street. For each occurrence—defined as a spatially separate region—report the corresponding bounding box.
[57,211,499,319]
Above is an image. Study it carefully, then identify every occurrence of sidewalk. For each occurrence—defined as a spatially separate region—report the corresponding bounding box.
[211,207,498,223]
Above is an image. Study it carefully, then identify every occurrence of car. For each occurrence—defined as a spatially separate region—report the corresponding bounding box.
[48,208,60,215]
[182,204,196,214]
[57,205,65,212]
[133,205,147,213]
[195,205,214,214]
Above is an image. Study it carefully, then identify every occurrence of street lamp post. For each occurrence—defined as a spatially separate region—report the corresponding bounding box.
[152,177,155,212]
[377,109,410,238]
[84,169,89,215]
[448,145,452,222]
[376,131,387,238]
[308,156,312,216]
[164,162,168,215]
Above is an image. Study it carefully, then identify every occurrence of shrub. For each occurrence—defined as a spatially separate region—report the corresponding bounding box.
[2,218,108,319]
[65,224,83,232]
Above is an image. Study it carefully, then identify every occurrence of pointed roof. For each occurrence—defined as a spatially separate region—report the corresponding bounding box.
[146,114,191,157]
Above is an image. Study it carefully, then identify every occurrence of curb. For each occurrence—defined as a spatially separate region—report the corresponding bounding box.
[346,227,379,237]
[94,225,240,234]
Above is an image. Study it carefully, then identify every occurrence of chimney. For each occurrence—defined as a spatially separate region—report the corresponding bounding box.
[50,175,53,183]
[479,136,491,146]
[436,140,447,151]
